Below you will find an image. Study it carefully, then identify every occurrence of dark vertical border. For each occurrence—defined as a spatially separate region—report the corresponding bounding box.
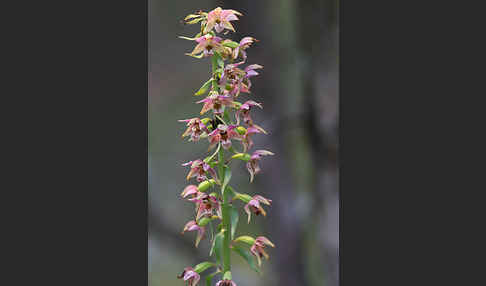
[6,0,149,284]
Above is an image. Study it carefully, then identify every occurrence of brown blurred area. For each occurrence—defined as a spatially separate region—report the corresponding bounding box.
[149,1,338,286]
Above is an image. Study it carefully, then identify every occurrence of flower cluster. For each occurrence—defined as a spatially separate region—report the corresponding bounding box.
[177,7,275,286]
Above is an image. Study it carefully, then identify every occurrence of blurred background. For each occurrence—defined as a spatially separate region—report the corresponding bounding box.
[149,1,338,286]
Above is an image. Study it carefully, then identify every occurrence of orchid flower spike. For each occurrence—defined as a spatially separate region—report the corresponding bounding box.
[181,185,200,199]
[205,7,242,34]
[177,267,200,286]
[190,34,225,58]
[232,37,257,61]
[235,100,263,125]
[241,125,266,152]
[182,159,219,183]
[250,236,275,267]
[208,124,242,150]
[197,94,234,115]
[246,150,274,182]
[244,195,272,223]
[182,220,206,247]
[188,192,222,220]
[179,117,208,142]
[215,279,237,286]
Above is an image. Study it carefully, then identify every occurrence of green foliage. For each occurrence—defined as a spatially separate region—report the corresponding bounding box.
[194,261,217,273]
[230,205,239,239]
[231,244,260,274]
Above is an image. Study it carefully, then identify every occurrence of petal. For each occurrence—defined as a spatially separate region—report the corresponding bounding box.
[181,185,199,198]
[245,64,264,71]
[256,236,275,247]
[244,203,252,223]
[253,149,274,157]
[190,43,206,56]
[182,161,193,166]
[254,195,272,205]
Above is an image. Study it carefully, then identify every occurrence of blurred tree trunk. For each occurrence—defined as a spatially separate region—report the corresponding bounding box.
[296,0,339,286]
[220,0,310,285]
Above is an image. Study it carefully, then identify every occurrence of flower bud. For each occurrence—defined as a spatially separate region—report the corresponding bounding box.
[201,117,212,125]
[198,217,211,227]
[231,153,251,161]
[234,235,255,245]
[236,126,247,135]
[197,180,212,192]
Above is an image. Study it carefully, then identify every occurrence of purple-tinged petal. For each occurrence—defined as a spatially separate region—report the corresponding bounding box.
[181,185,199,198]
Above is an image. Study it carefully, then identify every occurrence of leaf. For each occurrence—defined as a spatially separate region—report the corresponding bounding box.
[194,261,217,273]
[211,52,224,74]
[205,270,221,286]
[222,41,239,49]
[178,35,198,41]
[231,244,261,274]
[210,232,224,262]
[230,206,239,239]
[223,271,232,280]
[222,166,232,195]
[186,17,203,24]
[184,14,201,20]
[195,78,214,96]
[185,52,204,59]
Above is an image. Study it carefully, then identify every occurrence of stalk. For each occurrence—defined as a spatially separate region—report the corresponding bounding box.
[219,148,231,273]
[213,54,231,273]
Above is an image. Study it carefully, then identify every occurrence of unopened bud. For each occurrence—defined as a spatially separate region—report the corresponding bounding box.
[234,235,255,245]
[198,217,211,227]
[201,118,211,125]
[197,180,211,192]
[236,126,247,135]
[231,153,251,161]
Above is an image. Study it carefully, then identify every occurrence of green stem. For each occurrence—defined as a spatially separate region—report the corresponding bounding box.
[213,54,231,273]
[218,148,231,273]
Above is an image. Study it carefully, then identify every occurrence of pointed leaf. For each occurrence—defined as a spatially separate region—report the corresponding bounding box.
[223,271,232,280]
[194,261,217,273]
[231,244,261,274]
[205,270,221,286]
[222,166,232,194]
[211,52,224,74]
[210,232,224,262]
[195,78,214,96]
[230,206,239,239]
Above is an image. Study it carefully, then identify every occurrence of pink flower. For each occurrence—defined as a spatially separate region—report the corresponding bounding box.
[188,192,222,220]
[241,64,263,93]
[177,267,200,286]
[246,150,274,182]
[215,279,237,286]
[219,62,247,97]
[235,100,262,125]
[190,34,224,57]
[205,7,242,34]
[182,220,206,247]
[232,37,257,60]
[182,159,219,183]
[208,124,242,150]
[250,236,275,267]
[244,195,272,223]
[241,125,267,152]
[197,94,234,115]
[179,117,207,142]
[181,185,200,198]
